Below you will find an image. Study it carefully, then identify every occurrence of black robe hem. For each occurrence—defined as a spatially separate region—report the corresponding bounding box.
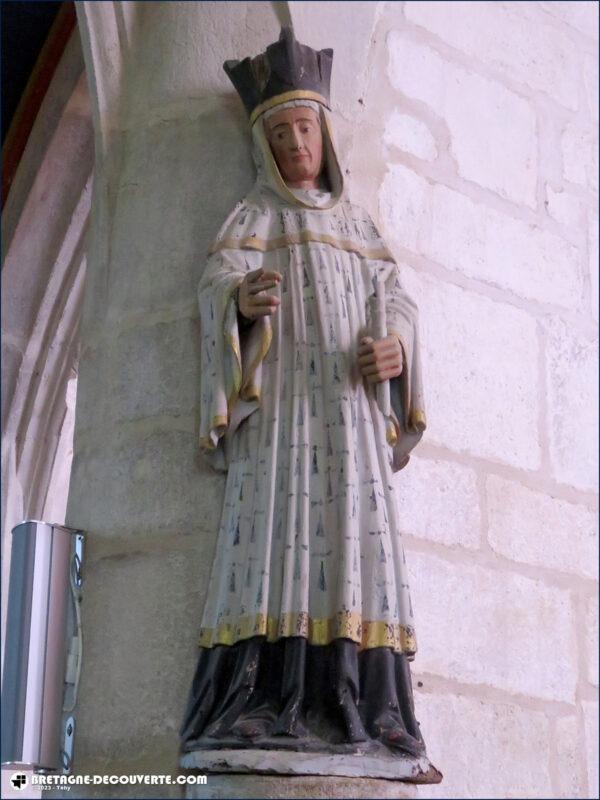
[180,635,428,761]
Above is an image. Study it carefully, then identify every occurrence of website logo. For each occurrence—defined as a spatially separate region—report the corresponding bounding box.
[10,773,28,790]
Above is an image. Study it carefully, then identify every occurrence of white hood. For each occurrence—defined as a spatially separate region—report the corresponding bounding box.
[250,99,345,211]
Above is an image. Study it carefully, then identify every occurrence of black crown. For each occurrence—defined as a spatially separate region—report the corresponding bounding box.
[224,27,333,120]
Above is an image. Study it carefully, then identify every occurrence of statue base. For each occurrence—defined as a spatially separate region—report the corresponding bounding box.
[183,773,422,799]
[181,748,442,785]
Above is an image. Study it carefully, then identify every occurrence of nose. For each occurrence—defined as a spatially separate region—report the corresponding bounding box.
[290,126,304,151]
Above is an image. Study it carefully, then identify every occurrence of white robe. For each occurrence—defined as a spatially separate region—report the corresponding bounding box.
[196,103,426,660]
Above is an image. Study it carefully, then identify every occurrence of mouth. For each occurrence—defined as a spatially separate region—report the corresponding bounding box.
[292,155,310,162]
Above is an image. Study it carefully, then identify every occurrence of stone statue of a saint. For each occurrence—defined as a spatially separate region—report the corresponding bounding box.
[180,28,441,784]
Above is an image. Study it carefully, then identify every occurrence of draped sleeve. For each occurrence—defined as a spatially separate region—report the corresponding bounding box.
[198,202,274,472]
[383,260,427,471]
[359,206,427,472]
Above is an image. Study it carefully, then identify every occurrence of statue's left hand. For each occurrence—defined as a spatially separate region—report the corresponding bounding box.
[357,335,403,384]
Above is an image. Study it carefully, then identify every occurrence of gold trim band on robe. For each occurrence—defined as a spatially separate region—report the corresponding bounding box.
[223,280,244,395]
[198,278,244,451]
[222,280,244,417]
[250,90,330,125]
[198,610,417,656]
[199,414,229,450]
[210,230,395,262]
[409,408,427,431]
[239,320,273,402]
[386,421,399,446]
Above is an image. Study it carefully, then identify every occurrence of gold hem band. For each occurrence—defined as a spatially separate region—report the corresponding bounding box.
[198,611,417,655]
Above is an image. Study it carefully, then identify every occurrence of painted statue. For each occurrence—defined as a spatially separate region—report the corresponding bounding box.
[180,28,441,784]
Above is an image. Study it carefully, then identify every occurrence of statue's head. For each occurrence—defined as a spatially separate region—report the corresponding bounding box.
[264,104,323,188]
[224,29,343,208]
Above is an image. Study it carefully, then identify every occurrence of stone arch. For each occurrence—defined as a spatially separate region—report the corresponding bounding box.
[1,28,93,633]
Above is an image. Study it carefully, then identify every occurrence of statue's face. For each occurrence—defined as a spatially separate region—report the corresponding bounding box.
[265,106,323,188]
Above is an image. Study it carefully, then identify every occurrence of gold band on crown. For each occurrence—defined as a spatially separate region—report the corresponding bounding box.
[249,89,330,126]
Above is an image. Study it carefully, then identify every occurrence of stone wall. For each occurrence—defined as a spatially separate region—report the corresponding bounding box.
[66,2,598,797]
[338,2,598,797]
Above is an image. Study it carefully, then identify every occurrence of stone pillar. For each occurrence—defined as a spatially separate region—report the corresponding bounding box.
[67,0,279,787]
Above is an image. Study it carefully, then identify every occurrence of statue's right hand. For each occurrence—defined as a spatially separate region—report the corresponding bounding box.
[237,268,282,320]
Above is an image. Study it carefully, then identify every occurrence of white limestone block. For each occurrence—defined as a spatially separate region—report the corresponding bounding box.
[395,456,481,549]
[413,691,552,798]
[387,32,537,206]
[407,550,579,701]
[589,209,599,322]
[428,183,581,308]
[540,1,599,41]
[383,110,438,161]
[583,700,599,798]
[554,714,586,799]
[443,69,537,208]
[396,268,541,469]
[587,595,599,687]
[380,170,582,309]
[288,1,379,117]
[387,30,445,110]
[545,185,586,230]
[379,163,430,255]
[561,121,598,189]
[544,316,599,491]
[404,1,581,110]
[486,474,598,579]
[583,52,599,123]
